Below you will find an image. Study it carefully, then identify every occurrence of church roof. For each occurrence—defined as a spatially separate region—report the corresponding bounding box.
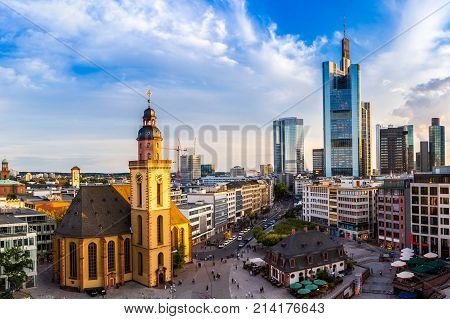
[170,202,190,226]
[55,185,131,238]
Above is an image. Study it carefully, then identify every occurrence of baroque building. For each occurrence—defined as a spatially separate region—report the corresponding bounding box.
[52,91,192,291]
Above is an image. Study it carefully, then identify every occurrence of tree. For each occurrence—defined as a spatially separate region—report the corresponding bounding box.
[0,247,33,293]
[274,183,290,201]
[172,245,185,272]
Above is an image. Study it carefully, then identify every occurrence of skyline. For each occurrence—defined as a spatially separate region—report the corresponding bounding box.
[0,0,449,173]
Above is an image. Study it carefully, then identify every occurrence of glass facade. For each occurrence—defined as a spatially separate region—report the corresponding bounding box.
[429,118,445,168]
[273,117,304,175]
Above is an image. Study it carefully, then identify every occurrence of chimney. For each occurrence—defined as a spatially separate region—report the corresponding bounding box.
[291,228,296,235]
[303,226,308,232]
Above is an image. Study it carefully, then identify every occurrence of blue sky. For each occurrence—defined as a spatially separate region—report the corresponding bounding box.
[0,0,449,173]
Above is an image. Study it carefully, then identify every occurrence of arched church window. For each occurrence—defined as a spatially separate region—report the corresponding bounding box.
[137,215,143,245]
[88,243,97,280]
[136,174,143,208]
[69,242,77,279]
[157,215,163,244]
[124,238,131,273]
[108,241,115,272]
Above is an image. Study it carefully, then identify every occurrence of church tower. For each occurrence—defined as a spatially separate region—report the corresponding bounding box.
[129,90,173,287]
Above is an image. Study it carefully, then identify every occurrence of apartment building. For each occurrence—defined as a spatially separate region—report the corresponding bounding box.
[410,167,450,259]
[187,192,228,233]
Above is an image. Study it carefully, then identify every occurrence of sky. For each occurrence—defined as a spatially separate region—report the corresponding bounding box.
[0,0,449,173]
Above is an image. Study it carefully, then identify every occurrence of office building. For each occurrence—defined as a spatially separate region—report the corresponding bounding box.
[273,117,305,175]
[312,149,325,177]
[200,164,215,177]
[429,118,446,168]
[230,166,246,177]
[260,164,274,176]
[417,141,430,172]
[410,167,450,259]
[0,214,37,291]
[377,125,410,175]
[377,178,412,250]
[180,154,201,184]
[406,125,415,172]
[178,202,214,244]
[322,30,371,177]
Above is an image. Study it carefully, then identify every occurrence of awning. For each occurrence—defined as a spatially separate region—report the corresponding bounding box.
[400,255,411,261]
[300,280,312,285]
[305,284,318,291]
[401,251,414,257]
[313,279,327,286]
[396,271,414,279]
[401,248,414,253]
[297,288,310,295]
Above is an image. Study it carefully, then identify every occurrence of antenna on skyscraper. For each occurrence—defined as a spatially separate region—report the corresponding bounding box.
[343,16,346,38]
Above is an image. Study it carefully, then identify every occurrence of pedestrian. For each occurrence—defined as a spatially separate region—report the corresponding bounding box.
[237,283,239,289]
[235,265,238,270]
[192,278,195,284]
[379,271,383,276]
[251,292,253,298]
[206,285,209,291]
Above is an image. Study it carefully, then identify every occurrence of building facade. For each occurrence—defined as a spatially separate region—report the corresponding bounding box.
[323,32,371,177]
[180,155,201,184]
[417,141,430,172]
[178,202,214,244]
[410,168,450,259]
[0,159,25,198]
[312,149,325,177]
[230,166,246,177]
[376,178,411,250]
[71,166,80,188]
[200,164,215,177]
[273,117,305,175]
[259,164,274,177]
[377,125,410,175]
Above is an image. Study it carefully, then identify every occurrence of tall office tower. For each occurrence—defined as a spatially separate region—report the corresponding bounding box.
[406,125,415,172]
[419,141,430,172]
[323,29,370,177]
[377,125,409,175]
[312,149,325,176]
[180,154,201,184]
[200,164,215,177]
[360,101,372,177]
[429,118,446,168]
[259,164,274,176]
[273,117,305,175]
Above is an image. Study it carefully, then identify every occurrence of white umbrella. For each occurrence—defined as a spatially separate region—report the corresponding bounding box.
[396,271,414,279]
[400,255,411,261]
[391,261,406,268]
[401,248,414,253]
[423,252,438,259]
[401,251,414,257]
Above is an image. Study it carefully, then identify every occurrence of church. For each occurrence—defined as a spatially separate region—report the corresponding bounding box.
[52,91,192,291]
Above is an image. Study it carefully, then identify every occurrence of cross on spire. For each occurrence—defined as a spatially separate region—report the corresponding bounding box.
[146,89,152,108]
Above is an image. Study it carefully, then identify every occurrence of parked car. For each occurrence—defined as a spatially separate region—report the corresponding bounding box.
[237,236,243,240]
[238,242,245,248]
[218,243,225,248]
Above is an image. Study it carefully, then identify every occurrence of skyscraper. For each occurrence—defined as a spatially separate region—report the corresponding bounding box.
[406,125,415,172]
[180,154,201,184]
[429,118,446,168]
[312,149,324,176]
[418,141,430,172]
[273,117,305,175]
[377,125,409,175]
[322,30,371,177]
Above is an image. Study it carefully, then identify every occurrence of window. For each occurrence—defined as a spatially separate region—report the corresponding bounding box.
[289,258,295,268]
[157,182,162,206]
[88,243,97,280]
[157,215,163,244]
[69,242,77,279]
[124,238,131,273]
[137,215,143,245]
[158,252,164,266]
[138,252,143,276]
[108,241,115,272]
[136,174,143,208]
[180,228,185,246]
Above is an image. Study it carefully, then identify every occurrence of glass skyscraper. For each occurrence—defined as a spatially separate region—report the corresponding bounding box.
[273,117,304,175]
[429,118,445,168]
[322,32,371,177]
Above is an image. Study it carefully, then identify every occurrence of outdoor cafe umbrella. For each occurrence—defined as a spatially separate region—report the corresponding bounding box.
[297,288,310,295]
[396,271,414,279]
[401,248,414,254]
[400,255,411,261]
[300,280,312,285]
[391,260,406,268]
[424,252,438,259]
[305,284,318,291]
[401,251,414,257]
[313,279,327,286]
[289,282,302,290]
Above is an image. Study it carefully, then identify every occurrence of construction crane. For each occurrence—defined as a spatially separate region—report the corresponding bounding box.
[162,138,187,178]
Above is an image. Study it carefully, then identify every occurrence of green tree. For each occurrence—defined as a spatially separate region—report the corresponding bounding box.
[172,245,186,272]
[274,183,290,201]
[0,247,33,293]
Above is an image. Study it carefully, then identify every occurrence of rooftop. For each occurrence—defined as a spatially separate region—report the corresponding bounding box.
[0,179,22,185]
[0,214,27,225]
[177,202,212,210]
